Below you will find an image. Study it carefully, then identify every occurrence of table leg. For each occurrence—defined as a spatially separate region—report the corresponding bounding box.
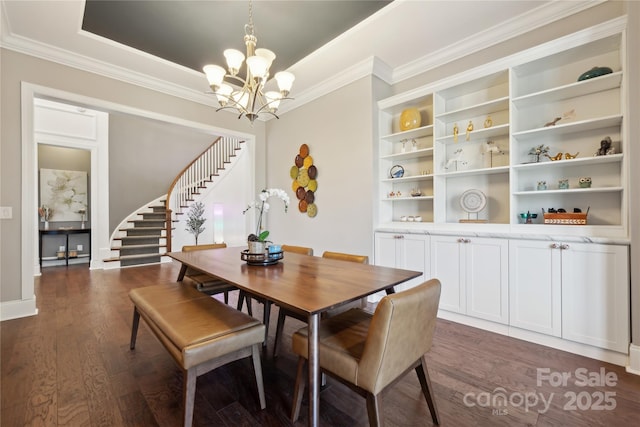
[307,313,319,427]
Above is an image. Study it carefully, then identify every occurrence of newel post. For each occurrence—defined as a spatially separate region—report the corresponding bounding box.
[165,208,172,253]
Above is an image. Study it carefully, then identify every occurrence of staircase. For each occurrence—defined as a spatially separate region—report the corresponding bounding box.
[114,203,168,267]
[104,136,245,268]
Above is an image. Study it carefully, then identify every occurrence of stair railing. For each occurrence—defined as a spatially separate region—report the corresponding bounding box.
[165,136,245,252]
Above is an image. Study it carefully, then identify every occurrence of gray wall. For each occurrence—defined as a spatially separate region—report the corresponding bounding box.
[0,48,263,303]
[108,113,214,232]
[265,76,380,258]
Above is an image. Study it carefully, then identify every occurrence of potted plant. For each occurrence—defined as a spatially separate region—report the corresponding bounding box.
[185,202,206,245]
[243,189,289,253]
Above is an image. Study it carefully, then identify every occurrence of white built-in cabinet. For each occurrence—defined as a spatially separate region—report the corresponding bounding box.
[374,19,631,362]
[431,235,508,324]
[374,232,429,292]
[509,240,629,353]
[559,242,629,353]
[509,239,562,337]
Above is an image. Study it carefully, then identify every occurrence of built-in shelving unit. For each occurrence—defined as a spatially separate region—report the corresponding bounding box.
[376,20,627,238]
[374,18,631,366]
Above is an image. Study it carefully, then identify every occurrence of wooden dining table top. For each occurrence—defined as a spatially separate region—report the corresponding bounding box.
[167,246,423,314]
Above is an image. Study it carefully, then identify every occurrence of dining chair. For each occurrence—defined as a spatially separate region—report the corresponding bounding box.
[281,244,314,256]
[290,278,442,426]
[272,250,366,358]
[178,243,238,305]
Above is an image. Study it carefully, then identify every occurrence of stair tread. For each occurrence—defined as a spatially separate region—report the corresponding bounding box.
[103,253,169,262]
[115,235,165,240]
[119,226,165,230]
[115,253,164,260]
[112,244,165,250]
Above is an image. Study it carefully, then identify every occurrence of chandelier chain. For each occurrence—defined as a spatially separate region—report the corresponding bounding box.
[246,0,254,36]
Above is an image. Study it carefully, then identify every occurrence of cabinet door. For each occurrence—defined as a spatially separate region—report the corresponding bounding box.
[509,240,561,336]
[431,235,465,313]
[396,234,430,292]
[465,237,509,324]
[561,243,629,352]
[374,232,400,268]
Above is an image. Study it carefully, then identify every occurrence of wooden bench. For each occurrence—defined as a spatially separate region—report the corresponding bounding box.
[129,283,266,427]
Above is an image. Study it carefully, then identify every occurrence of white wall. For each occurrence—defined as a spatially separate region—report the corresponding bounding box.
[172,143,254,250]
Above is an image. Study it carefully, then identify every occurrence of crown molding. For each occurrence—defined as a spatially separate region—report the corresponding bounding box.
[0,0,606,121]
[272,56,393,118]
[392,0,605,84]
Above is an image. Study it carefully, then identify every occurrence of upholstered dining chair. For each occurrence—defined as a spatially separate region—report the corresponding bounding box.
[272,250,367,358]
[290,278,442,426]
[281,244,314,256]
[178,243,238,305]
[239,244,315,349]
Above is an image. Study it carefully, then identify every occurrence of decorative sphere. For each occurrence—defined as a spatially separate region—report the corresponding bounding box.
[399,108,421,131]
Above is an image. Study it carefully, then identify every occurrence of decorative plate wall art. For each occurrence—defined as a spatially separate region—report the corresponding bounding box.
[290,144,318,217]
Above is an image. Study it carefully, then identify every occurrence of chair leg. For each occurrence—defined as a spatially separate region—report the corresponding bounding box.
[238,292,253,316]
[416,355,440,425]
[130,307,140,350]
[237,291,244,311]
[273,309,286,358]
[183,367,197,427]
[262,301,271,348]
[251,343,266,409]
[290,357,307,422]
[365,393,383,427]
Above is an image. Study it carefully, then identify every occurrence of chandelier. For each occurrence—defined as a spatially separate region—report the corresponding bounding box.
[203,0,295,124]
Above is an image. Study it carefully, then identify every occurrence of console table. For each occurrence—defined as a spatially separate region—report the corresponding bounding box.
[39,228,91,267]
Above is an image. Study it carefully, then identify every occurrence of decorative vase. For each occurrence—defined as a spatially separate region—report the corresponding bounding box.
[248,241,266,254]
[44,221,49,230]
[399,107,421,131]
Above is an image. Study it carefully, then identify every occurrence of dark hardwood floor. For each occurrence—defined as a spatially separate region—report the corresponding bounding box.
[2,262,639,426]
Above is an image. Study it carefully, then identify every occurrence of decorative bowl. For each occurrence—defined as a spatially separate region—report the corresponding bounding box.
[578,66,613,81]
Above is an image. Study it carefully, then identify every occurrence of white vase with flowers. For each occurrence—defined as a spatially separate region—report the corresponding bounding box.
[243,188,289,253]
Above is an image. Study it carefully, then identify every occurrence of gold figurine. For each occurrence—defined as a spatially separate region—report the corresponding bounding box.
[453,123,459,143]
[545,152,563,161]
[484,115,493,128]
[466,120,473,141]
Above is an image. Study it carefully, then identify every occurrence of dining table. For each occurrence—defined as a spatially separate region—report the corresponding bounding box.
[167,246,422,427]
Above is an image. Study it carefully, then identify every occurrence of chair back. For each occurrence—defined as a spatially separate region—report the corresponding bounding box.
[282,244,313,256]
[182,243,227,252]
[358,278,441,394]
[322,251,368,264]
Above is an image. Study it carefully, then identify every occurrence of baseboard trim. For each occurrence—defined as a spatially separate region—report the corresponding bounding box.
[627,344,640,375]
[0,296,38,321]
